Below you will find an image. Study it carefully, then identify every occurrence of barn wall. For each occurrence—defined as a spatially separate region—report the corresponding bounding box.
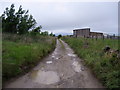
[73,28,103,38]
[73,28,90,37]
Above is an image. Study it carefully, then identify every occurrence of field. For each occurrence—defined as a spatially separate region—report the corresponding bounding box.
[2,33,56,83]
[62,37,120,89]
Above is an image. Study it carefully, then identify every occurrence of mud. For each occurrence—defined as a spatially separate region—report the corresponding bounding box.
[4,39,104,88]
[30,70,60,85]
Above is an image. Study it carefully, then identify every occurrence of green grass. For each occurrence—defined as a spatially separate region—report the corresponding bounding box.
[2,33,56,83]
[62,37,120,89]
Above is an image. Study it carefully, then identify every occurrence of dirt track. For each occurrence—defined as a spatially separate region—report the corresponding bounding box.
[5,39,104,88]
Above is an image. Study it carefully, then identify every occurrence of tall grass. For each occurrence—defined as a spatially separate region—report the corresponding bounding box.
[2,33,56,83]
[62,37,119,89]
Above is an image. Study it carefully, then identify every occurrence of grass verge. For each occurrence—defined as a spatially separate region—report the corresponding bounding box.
[2,33,56,84]
[62,37,120,89]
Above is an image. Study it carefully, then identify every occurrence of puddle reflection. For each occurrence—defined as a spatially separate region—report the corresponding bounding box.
[30,70,60,85]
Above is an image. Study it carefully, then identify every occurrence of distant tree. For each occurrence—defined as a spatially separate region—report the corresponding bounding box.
[58,34,62,39]
[41,31,49,36]
[30,25,42,36]
[1,4,37,34]
[50,32,53,36]
[50,32,55,37]
[53,34,55,37]
[32,25,42,33]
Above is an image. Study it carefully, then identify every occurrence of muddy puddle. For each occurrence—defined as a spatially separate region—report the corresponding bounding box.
[30,70,60,85]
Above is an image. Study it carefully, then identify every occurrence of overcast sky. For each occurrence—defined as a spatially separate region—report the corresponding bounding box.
[0,0,118,35]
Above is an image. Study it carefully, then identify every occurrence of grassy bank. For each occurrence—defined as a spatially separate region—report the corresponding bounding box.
[62,37,120,89]
[2,33,56,83]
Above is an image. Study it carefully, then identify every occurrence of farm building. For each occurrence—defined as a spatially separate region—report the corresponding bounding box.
[73,28,103,38]
[90,32,103,38]
[73,28,90,37]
